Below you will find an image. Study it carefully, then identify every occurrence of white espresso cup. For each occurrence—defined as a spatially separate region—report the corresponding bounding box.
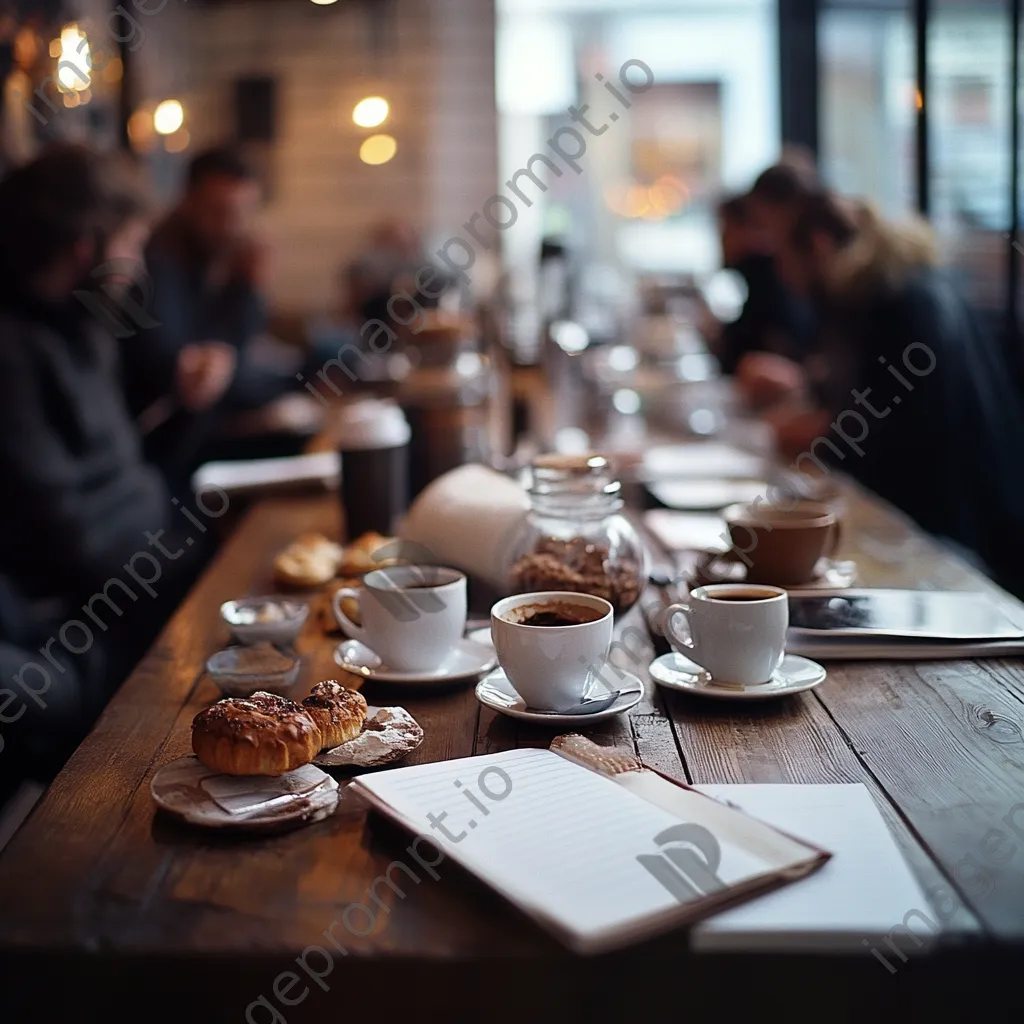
[663,584,788,686]
[332,565,466,672]
[490,591,613,711]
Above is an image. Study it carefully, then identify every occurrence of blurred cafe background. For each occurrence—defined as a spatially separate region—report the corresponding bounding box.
[1,0,1024,805]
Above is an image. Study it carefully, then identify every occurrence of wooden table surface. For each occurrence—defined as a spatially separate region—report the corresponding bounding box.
[1,482,1023,1023]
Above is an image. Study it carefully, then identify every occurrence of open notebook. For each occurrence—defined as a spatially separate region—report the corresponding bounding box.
[351,747,829,953]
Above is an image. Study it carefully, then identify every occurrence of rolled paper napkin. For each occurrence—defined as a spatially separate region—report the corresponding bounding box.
[399,464,529,591]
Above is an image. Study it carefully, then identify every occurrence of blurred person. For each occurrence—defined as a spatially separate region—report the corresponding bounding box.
[307,220,456,386]
[122,146,304,485]
[728,157,823,407]
[745,149,822,251]
[767,192,1024,588]
[0,145,207,779]
[713,194,816,379]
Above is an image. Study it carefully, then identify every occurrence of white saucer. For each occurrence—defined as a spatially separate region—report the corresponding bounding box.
[151,757,339,833]
[467,626,494,648]
[692,555,857,590]
[650,651,826,700]
[333,637,497,684]
[476,665,644,725]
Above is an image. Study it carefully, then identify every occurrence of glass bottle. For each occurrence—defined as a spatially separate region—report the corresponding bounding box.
[505,454,647,618]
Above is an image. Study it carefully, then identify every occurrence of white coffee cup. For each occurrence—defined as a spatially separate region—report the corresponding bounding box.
[333,565,466,672]
[490,591,614,711]
[663,584,788,686]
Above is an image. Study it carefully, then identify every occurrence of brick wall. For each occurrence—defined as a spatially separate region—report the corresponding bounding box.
[142,0,497,313]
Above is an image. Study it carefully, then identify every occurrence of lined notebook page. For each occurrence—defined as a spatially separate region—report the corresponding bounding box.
[353,749,804,951]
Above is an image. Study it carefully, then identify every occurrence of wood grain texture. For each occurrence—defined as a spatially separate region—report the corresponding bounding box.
[2,476,1024,1020]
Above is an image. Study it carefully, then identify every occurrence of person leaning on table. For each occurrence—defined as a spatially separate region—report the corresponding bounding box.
[757,190,1024,595]
[0,145,206,777]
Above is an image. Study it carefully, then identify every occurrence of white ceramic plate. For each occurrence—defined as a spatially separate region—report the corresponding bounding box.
[692,556,858,591]
[650,651,826,700]
[476,665,644,725]
[151,757,339,832]
[313,706,424,768]
[649,479,770,511]
[333,637,497,684]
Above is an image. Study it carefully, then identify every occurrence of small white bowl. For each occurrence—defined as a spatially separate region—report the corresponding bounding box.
[205,644,302,698]
[220,597,309,647]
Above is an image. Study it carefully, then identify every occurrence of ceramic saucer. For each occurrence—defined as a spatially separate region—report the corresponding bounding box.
[692,556,858,590]
[333,637,496,684]
[649,479,770,512]
[650,651,826,700]
[467,626,494,649]
[151,757,339,833]
[476,665,644,725]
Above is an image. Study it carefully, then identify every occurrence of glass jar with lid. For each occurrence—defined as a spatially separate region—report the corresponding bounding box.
[504,454,648,617]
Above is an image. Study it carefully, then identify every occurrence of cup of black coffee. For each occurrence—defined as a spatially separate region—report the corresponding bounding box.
[336,399,410,540]
[490,592,613,711]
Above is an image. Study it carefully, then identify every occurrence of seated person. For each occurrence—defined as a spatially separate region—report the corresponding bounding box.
[307,220,457,390]
[713,193,815,377]
[0,146,205,764]
[730,157,823,407]
[766,192,1024,590]
[122,146,306,485]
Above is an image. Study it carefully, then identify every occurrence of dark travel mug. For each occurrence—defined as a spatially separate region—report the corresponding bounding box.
[337,399,411,540]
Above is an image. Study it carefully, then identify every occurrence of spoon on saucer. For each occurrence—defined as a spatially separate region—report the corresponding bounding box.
[524,691,623,716]
[477,683,622,717]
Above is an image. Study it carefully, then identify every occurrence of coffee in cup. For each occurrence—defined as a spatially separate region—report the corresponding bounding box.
[720,500,841,586]
[490,592,613,711]
[332,565,466,672]
[663,584,788,686]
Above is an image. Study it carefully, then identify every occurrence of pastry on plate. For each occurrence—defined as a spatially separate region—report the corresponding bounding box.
[273,533,345,588]
[301,680,367,748]
[338,531,398,576]
[192,692,321,776]
[192,682,369,775]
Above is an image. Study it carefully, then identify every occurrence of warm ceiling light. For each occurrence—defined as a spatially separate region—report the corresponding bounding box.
[127,108,154,150]
[153,99,184,135]
[359,133,397,165]
[352,96,389,128]
[310,0,338,5]
[57,24,90,92]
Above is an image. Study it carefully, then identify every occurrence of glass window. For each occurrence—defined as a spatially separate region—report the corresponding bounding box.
[820,0,916,217]
[929,0,1013,316]
[495,0,780,282]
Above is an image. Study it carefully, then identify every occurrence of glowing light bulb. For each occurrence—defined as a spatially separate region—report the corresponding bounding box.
[56,24,91,93]
[359,134,397,165]
[352,96,389,128]
[153,99,184,135]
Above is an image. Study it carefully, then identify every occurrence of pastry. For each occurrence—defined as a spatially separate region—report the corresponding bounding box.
[192,692,321,776]
[338,531,397,576]
[302,680,368,748]
[274,533,345,588]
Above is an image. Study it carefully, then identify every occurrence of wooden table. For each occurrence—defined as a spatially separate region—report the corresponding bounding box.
[1,485,1023,1023]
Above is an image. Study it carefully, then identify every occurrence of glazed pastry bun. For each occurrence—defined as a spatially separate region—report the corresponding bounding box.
[302,680,368,749]
[192,692,321,776]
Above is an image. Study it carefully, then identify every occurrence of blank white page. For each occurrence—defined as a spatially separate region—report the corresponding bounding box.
[691,784,933,953]
[353,749,805,952]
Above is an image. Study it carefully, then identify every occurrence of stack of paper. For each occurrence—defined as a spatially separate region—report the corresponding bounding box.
[691,784,935,953]
[191,450,340,496]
